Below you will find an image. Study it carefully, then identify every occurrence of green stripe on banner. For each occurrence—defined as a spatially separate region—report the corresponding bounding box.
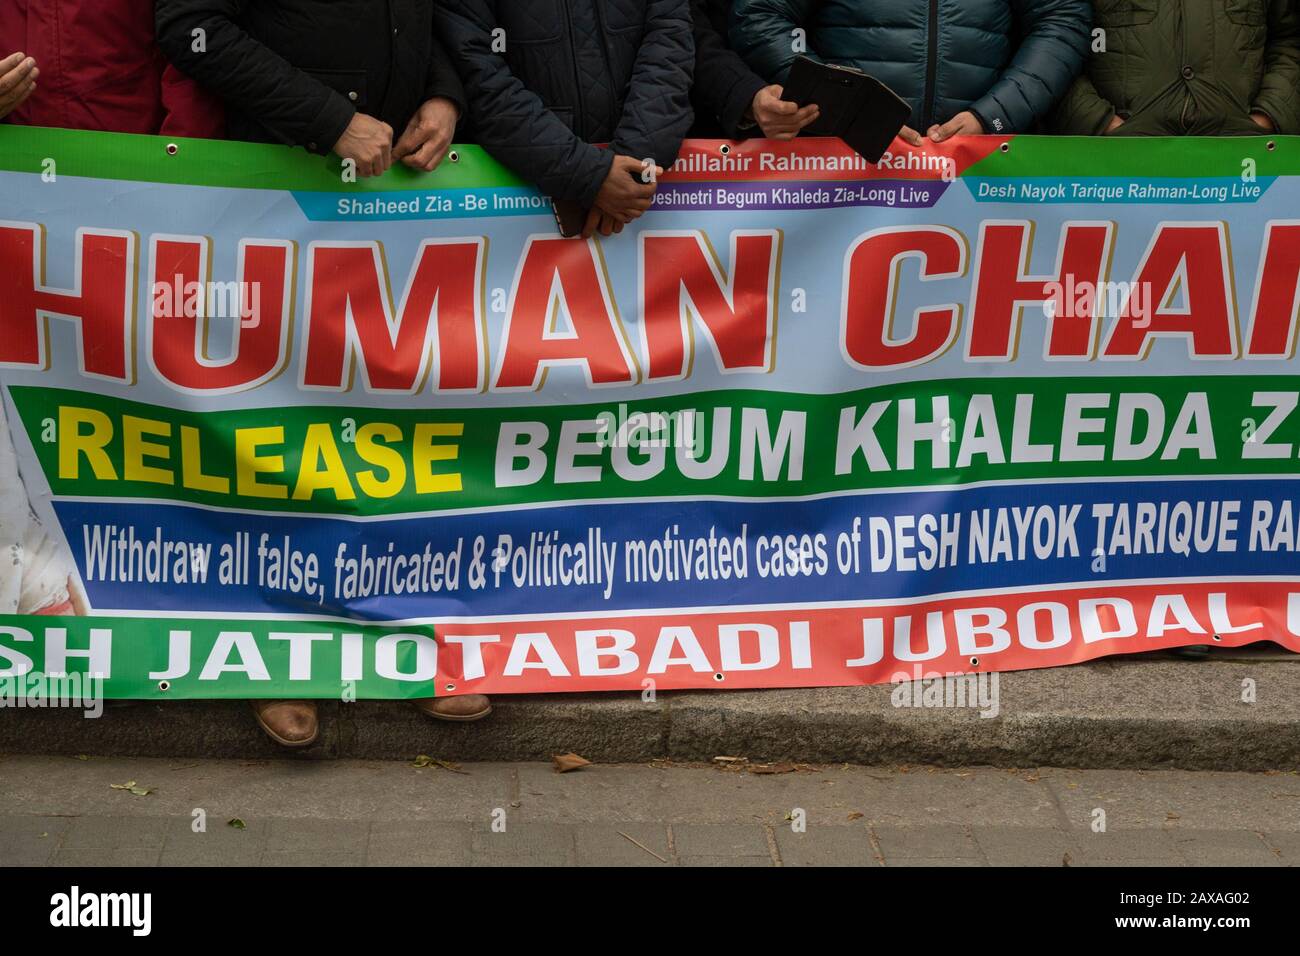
[13,377,1300,517]
[961,134,1300,178]
[0,125,525,192]
[4,126,1299,190]
[0,614,438,700]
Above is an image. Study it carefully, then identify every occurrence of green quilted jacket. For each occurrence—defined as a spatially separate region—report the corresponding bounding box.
[1052,0,1300,135]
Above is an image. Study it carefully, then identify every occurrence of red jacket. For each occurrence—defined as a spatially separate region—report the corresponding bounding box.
[0,0,223,138]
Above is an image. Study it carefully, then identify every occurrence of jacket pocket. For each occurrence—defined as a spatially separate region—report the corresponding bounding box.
[505,35,569,109]
[1225,0,1267,26]
[1095,0,1157,26]
[502,3,562,44]
[305,69,368,111]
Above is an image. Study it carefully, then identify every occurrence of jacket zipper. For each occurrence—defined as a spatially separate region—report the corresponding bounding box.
[1178,0,1191,132]
[561,0,588,138]
[923,0,939,129]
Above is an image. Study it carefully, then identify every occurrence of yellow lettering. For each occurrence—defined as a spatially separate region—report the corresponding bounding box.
[235,426,288,499]
[413,422,463,494]
[355,422,407,498]
[122,415,174,485]
[181,425,229,494]
[58,406,117,481]
[292,423,355,501]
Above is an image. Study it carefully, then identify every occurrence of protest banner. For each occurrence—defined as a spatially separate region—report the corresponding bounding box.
[1,126,1298,698]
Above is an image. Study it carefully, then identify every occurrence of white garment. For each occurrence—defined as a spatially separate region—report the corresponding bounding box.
[0,400,71,614]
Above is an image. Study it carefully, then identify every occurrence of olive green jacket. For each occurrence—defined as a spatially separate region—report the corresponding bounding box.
[1052,0,1300,135]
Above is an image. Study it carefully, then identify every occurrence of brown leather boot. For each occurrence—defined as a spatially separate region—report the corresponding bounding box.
[250,699,319,747]
[412,695,492,722]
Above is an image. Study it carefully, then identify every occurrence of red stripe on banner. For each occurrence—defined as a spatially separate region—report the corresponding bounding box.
[432,581,1299,695]
[664,136,1009,183]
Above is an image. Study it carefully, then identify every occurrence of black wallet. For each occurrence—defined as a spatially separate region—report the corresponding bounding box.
[781,56,912,162]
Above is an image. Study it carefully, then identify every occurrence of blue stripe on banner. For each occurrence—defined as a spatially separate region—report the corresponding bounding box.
[56,477,1300,620]
[964,176,1276,205]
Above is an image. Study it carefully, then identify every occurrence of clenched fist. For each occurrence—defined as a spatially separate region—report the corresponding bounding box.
[333,112,394,177]
[590,154,660,230]
[394,97,459,172]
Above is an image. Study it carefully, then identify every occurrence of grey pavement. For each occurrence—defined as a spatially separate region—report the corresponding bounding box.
[3,755,1299,866]
[3,649,1299,770]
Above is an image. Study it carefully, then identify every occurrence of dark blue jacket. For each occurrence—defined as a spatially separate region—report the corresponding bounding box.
[435,0,694,205]
[729,0,1091,133]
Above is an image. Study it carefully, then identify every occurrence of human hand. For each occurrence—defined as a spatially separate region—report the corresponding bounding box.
[581,207,626,239]
[593,154,659,224]
[0,53,38,120]
[749,84,819,139]
[332,112,394,177]
[1250,111,1275,132]
[394,96,459,171]
[926,110,984,143]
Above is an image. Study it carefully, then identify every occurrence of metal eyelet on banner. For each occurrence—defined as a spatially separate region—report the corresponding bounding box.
[713,672,725,682]
[444,683,456,692]
[157,680,171,692]
[969,657,979,667]
[448,150,460,163]
[1267,141,1277,152]
[999,142,1010,153]
[720,143,731,156]
[165,143,179,156]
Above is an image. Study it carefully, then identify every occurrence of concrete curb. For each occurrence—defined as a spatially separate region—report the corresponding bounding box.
[3,655,1298,770]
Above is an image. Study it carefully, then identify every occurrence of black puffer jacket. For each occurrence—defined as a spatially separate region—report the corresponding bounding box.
[435,0,695,205]
[156,0,465,153]
[690,0,767,137]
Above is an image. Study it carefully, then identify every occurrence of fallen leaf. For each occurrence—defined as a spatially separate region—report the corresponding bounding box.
[748,762,819,775]
[411,755,467,774]
[110,780,152,796]
[553,752,591,773]
[712,755,747,764]
[227,818,246,830]
[1062,851,1072,867]
[847,812,864,821]
[1166,812,1181,820]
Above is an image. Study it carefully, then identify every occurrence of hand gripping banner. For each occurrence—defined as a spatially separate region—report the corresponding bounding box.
[1,126,1298,699]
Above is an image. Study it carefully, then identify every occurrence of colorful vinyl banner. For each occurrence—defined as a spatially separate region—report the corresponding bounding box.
[1,125,1299,700]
